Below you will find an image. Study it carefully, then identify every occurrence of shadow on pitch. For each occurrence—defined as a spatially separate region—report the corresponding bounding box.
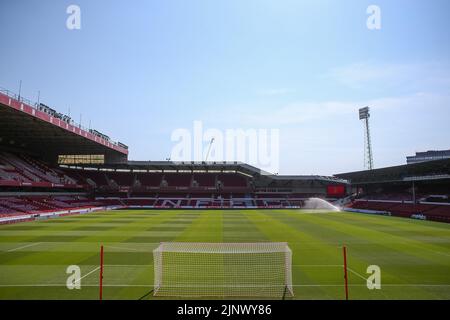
[138,289,154,300]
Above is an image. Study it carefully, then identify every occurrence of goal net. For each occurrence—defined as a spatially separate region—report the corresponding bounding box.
[153,242,293,297]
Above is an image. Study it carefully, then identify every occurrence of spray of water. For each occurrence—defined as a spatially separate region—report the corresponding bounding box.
[303,198,340,211]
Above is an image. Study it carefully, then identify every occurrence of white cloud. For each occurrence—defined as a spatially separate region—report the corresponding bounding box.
[241,92,449,126]
[196,60,450,174]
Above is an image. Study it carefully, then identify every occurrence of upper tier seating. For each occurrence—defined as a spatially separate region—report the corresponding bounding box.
[135,173,163,187]
[163,173,192,187]
[217,173,248,187]
[0,152,78,186]
[76,171,108,187]
[192,174,216,187]
[106,172,135,187]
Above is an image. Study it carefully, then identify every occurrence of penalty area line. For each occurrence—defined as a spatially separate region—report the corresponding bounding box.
[6,242,42,252]
[104,245,144,252]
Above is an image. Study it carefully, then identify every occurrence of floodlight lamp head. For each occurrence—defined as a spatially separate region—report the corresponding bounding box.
[359,106,370,120]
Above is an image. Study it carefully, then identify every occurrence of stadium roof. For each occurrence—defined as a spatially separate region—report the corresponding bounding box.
[0,88,128,158]
[335,158,450,184]
[61,160,348,184]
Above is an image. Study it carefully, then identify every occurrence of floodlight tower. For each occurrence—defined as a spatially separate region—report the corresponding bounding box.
[205,137,215,161]
[359,106,374,170]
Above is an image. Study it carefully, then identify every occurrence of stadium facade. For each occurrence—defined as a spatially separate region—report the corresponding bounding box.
[1,87,449,224]
[406,149,450,164]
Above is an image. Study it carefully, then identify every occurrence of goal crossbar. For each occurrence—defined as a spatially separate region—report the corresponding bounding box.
[153,242,294,298]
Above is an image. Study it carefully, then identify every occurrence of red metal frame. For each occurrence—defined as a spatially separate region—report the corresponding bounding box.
[343,246,349,300]
[99,245,104,300]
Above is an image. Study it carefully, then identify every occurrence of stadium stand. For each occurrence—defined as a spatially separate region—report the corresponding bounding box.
[192,173,216,187]
[2,85,449,224]
[163,173,193,187]
[217,173,248,188]
[135,173,164,187]
[0,152,80,187]
[347,200,450,222]
[337,158,450,222]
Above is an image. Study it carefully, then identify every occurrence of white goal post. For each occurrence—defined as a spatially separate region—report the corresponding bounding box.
[153,242,294,297]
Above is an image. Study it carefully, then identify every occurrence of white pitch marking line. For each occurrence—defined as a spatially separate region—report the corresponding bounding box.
[6,242,42,252]
[102,264,344,267]
[74,266,100,284]
[295,264,343,267]
[347,267,368,281]
[104,264,147,267]
[105,245,143,252]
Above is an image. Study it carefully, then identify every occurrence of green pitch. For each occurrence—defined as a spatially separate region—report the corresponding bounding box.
[1,209,450,300]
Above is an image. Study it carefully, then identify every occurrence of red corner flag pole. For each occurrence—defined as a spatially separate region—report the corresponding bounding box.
[99,245,104,300]
[343,246,349,300]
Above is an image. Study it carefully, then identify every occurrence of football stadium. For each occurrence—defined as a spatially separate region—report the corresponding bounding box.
[0,87,449,300]
[1,1,450,307]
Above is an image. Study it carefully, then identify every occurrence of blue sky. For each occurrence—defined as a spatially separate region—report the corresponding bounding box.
[0,0,449,175]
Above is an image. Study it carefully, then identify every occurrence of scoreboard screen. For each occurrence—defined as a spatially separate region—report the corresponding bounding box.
[327,185,346,197]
